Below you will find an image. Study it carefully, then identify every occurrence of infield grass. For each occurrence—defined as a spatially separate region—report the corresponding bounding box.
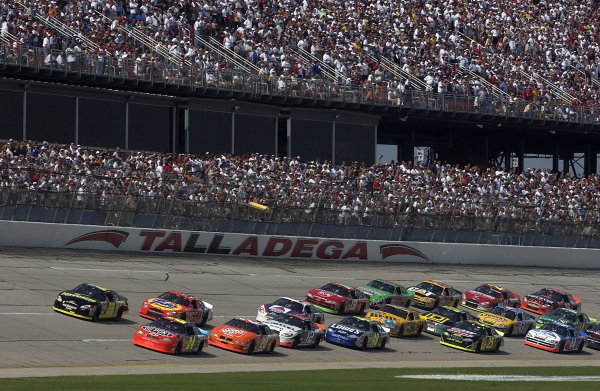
[2,367,599,391]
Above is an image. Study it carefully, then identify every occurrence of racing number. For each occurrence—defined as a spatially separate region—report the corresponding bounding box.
[371,333,380,347]
[185,337,196,351]
[481,337,494,350]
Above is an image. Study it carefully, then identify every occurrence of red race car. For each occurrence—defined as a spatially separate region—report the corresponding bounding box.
[461,284,521,312]
[305,282,369,315]
[209,317,279,354]
[139,291,213,326]
[133,317,208,354]
[521,288,581,315]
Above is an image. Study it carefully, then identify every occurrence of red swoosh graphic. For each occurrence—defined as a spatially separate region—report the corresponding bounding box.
[66,230,129,248]
[380,245,430,262]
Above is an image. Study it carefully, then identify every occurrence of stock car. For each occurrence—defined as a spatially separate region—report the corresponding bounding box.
[356,279,411,309]
[139,291,213,326]
[421,306,476,336]
[208,317,279,354]
[521,288,581,314]
[477,306,535,336]
[440,320,504,353]
[53,283,129,321]
[365,305,426,337]
[262,313,325,348]
[586,324,600,350]
[132,317,208,354]
[407,280,462,310]
[306,282,369,315]
[255,297,325,324]
[461,284,521,312]
[524,322,586,353]
[535,308,598,331]
[325,316,390,350]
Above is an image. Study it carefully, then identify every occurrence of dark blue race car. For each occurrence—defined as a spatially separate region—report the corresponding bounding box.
[325,316,389,350]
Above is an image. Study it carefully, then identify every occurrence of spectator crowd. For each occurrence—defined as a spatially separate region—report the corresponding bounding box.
[1,0,600,116]
[2,139,600,230]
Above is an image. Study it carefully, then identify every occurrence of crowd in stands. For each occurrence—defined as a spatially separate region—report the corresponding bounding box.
[1,139,600,229]
[2,0,600,114]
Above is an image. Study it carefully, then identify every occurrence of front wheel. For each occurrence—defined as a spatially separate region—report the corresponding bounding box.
[506,326,514,336]
[247,341,256,354]
[196,340,204,354]
[338,303,345,315]
[312,336,321,348]
[557,341,565,353]
[577,341,584,353]
[475,340,482,353]
[266,340,276,354]
[360,338,368,351]
[174,342,182,355]
[114,307,124,321]
[92,307,100,322]
[292,336,301,349]
[379,338,387,350]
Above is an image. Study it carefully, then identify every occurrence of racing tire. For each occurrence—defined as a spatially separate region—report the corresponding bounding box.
[358,303,366,314]
[312,336,321,348]
[114,307,124,321]
[92,307,100,322]
[180,313,186,321]
[338,303,345,315]
[452,300,459,308]
[266,340,276,354]
[379,338,387,350]
[506,326,514,336]
[292,336,301,349]
[196,340,204,354]
[577,341,584,353]
[475,341,482,353]
[200,312,209,327]
[492,341,501,353]
[247,341,256,355]
[397,326,404,336]
[416,326,423,336]
[433,299,440,308]
[557,341,565,353]
[360,338,368,351]
[175,342,182,355]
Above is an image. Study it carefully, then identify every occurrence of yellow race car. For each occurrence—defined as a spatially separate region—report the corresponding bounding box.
[407,280,462,310]
[365,304,426,337]
[478,306,537,336]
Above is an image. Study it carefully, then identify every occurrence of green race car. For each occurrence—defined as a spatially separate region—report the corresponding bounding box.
[421,305,475,336]
[535,308,598,332]
[357,279,411,309]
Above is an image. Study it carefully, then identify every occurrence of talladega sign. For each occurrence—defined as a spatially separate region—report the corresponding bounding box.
[63,228,431,262]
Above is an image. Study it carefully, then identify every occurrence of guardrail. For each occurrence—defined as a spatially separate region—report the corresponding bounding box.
[2,43,600,124]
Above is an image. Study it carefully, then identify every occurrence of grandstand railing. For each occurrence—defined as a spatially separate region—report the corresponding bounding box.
[1,43,600,124]
[0,185,598,249]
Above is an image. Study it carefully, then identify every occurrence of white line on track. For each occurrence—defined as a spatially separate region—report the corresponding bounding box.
[248,274,356,280]
[395,375,600,382]
[0,312,58,316]
[81,339,130,343]
[51,267,165,273]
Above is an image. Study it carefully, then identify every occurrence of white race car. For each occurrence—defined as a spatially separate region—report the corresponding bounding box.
[256,297,325,323]
[524,322,586,353]
[262,313,325,348]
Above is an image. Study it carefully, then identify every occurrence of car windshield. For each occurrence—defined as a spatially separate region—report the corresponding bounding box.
[548,309,578,322]
[70,284,106,301]
[380,305,408,319]
[338,317,371,331]
[148,318,187,334]
[158,292,190,306]
[321,283,349,297]
[474,285,502,298]
[535,288,566,302]
[270,314,305,328]
[416,282,443,295]
[271,298,304,312]
[452,321,486,336]
[367,280,395,293]
[225,318,260,334]
[490,307,517,320]
[431,307,463,322]
[543,323,569,336]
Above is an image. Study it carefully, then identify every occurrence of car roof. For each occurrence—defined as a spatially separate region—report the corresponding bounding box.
[421,280,450,288]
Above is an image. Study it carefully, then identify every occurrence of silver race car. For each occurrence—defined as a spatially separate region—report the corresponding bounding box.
[262,313,325,348]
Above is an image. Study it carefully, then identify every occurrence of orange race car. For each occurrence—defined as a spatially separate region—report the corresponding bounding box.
[208,317,279,354]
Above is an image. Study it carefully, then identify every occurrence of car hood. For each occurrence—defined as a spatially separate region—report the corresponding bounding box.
[464,291,498,303]
[422,313,453,325]
[262,321,302,334]
[59,292,98,304]
[308,289,344,301]
[139,324,178,338]
[146,298,185,312]
[357,287,388,299]
[212,325,255,341]
[327,323,365,337]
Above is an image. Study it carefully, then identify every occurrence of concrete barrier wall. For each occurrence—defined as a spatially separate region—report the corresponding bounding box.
[1,220,598,269]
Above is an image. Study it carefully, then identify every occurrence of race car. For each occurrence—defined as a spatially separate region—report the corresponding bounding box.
[421,306,476,336]
[521,288,581,314]
[477,306,535,336]
[407,280,462,310]
[524,322,586,353]
[356,279,411,309]
[208,317,279,354]
[325,316,390,350]
[132,317,208,354]
[53,283,128,321]
[139,291,213,326]
[535,308,598,332]
[365,305,426,337]
[262,313,325,348]
[256,297,325,324]
[461,284,521,312]
[440,320,504,353]
[305,282,369,315]
[586,324,600,350]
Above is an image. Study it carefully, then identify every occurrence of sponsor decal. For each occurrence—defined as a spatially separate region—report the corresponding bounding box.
[380,244,430,261]
[141,326,174,337]
[447,328,476,337]
[148,298,182,310]
[317,291,334,298]
[220,327,246,337]
[66,230,129,248]
[331,324,362,334]
[268,305,290,314]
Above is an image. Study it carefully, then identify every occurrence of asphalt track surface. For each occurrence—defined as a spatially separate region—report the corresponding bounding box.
[0,248,599,378]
